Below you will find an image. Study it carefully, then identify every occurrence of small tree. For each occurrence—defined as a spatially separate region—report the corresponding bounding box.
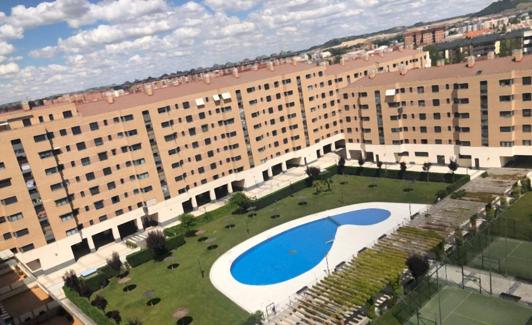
[91,295,108,311]
[399,161,407,178]
[422,162,432,182]
[242,311,264,325]
[106,252,122,273]
[357,158,365,174]
[406,255,429,281]
[106,310,121,324]
[179,213,195,232]
[376,160,383,177]
[470,214,478,233]
[306,166,321,179]
[337,157,346,175]
[145,230,167,256]
[448,159,459,181]
[229,192,253,212]
[63,270,91,297]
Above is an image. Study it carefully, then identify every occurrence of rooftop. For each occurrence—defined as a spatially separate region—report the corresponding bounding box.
[347,54,532,88]
[72,49,419,116]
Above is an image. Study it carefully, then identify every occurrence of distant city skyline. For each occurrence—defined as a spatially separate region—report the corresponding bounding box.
[0,0,493,104]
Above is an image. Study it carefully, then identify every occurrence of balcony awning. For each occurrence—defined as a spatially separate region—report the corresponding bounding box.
[195,98,205,107]
[221,92,231,100]
[213,94,221,102]
[385,89,396,96]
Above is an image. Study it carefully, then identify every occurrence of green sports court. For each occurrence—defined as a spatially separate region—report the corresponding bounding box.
[409,286,532,325]
[470,236,532,280]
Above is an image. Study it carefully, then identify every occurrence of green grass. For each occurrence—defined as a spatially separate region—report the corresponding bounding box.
[409,286,532,325]
[499,192,532,226]
[91,175,448,325]
[470,237,532,280]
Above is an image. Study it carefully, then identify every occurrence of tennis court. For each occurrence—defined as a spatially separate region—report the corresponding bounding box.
[469,237,532,279]
[409,286,532,325]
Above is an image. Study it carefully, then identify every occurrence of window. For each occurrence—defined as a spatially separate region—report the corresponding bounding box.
[86,172,95,181]
[76,142,86,151]
[500,126,514,132]
[20,244,34,252]
[7,213,23,222]
[94,200,104,210]
[0,178,11,189]
[1,196,17,206]
[103,167,112,176]
[499,79,513,87]
[98,152,108,161]
[415,152,429,157]
[94,137,103,146]
[499,95,514,102]
[66,228,78,236]
[431,85,439,92]
[60,213,74,222]
[63,111,73,118]
[14,228,29,238]
[89,122,99,131]
[523,125,531,133]
[524,109,532,117]
[81,157,91,166]
[3,233,11,240]
[523,93,531,102]
[523,76,531,85]
[71,126,81,135]
[432,99,440,106]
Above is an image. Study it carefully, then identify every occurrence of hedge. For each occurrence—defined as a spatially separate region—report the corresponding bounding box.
[126,234,185,267]
[342,166,468,184]
[164,203,235,237]
[84,272,110,292]
[64,287,114,325]
[126,248,155,267]
[166,234,186,250]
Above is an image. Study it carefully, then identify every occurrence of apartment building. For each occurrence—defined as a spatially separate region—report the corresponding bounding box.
[340,51,532,168]
[0,49,428,274]
[404,25,446,48]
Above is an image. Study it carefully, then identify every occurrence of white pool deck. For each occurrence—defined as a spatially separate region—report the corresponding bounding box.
[210,202,430,314]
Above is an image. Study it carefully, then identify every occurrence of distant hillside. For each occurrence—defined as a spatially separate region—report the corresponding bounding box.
[473,0,532,17]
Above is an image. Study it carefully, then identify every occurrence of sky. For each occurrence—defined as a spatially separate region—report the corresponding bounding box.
[0,0,494,104]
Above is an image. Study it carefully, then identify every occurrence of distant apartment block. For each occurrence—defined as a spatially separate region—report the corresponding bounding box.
[404,25,446,48]
[339,50,531,169]
[0,49,428,274]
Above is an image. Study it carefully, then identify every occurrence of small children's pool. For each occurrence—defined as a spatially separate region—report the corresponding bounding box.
[230,208,390,285]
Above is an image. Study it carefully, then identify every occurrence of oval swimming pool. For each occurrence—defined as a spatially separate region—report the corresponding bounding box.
[230,208,390,285]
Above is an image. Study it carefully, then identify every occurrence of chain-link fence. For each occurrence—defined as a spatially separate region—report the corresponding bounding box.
[446,210,532,281]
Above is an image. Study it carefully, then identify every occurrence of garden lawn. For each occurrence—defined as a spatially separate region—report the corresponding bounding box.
[94,174,448,325]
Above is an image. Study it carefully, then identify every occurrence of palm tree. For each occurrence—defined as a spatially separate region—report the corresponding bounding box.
[448,159,459,182]
[422,162,432,182]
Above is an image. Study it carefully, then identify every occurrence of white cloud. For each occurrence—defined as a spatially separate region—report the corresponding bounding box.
[0,0,495,103]
[204,0,258,12]
[0,62,19,76]
[0,41,14,56]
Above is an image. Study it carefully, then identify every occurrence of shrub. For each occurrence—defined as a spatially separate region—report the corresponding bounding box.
[229,192,254,212]
[127,319,143,325]
[306,166,321,179]
[91,295,108,311]
[146,230,167,256]
[166,234,185,250]
[241,311,264,325]
[179,213,195,231]
[106,252,122,273]
[106,310,121,324]
[337,157,346,175]
[406,255,429,280]
[84,272,110,292]
[63,287,113,325]
[63,270,91,297]
[126,249,155,267]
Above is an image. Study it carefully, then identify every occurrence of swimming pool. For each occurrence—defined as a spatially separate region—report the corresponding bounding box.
[230,208,390,285]
[210,202,428,313]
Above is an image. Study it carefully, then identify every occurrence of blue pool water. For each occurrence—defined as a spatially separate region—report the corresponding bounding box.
[230,208,390,285]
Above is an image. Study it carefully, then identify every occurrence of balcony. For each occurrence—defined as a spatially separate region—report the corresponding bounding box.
[20,163,31,173]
